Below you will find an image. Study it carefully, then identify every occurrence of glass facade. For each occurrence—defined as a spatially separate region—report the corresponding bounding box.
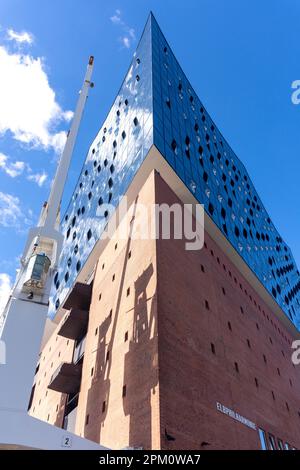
[51,13,300,331]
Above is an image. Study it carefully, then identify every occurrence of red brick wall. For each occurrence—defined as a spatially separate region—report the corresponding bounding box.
[154,173,300,450]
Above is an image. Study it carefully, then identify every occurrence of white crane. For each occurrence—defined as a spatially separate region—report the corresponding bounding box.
[0,56,106,450]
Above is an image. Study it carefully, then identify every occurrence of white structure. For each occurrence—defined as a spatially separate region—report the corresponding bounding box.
[0,57,107,450]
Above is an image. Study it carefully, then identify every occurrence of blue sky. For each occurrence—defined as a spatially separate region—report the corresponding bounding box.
[0,0,300,310]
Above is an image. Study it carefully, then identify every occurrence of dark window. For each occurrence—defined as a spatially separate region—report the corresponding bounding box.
[255,377,258,388]
[85,414,89,425]
[234,362,239,373]
[122,385,127,398]
[205,300,210,310]
[87,229,92,240]
[211,343,215,355]
[124,331,128,342]
[102,401,106,413]
[228,321,232,331]
[127,287,130,297]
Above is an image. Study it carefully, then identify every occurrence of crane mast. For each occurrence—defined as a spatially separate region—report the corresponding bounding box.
[0,57,105,450]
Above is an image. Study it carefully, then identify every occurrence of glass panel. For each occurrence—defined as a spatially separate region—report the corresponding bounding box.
[268,434,277,450]
[277,439,284,450]
[258,428,268,450]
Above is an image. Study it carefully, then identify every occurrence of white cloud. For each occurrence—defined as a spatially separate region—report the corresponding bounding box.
[0,44,73,154]
[0,152,25,177]
[110,9,135,49]
[0,273,12,315]
[27,170,47,187]
[122,37,130,49]
[7,28,33,45]
[0,152,47,186]
[0,191,32,229]
[110,9,122,24]
[0,192,23,227]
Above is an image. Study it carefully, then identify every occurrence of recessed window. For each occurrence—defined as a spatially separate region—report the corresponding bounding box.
[255,377,258,388]
[121,131,126,140]
[263,354,267,364]
[228,321,232,331]
[64,272,69,282]
[286,402,289,412]
[88,192,92,200]
[272,390,275,400]
[277,367,281,376]
[76,260,81,272]
[112,274,115,282]
[133,117,139,126]
[234,362,239,373]
[122,385,127,397]
[106,351,110,362]
[247,339,251,349]
[205,300,210,310]
[201,264,205,273]
[85,414,89,425]
[87,229,92,240]
[136,75,140,82]
[126,287,130,297]
[108,177,113,188]
[222,287,226,296]
[95,327,98,336]
[128,250,131,259]
[124,331,128,342]
[240,306,244,314]
[91,367,94,376]
[102,401,106,413]
[211,343,215,355]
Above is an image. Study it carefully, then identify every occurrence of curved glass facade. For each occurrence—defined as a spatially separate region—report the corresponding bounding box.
[51,13,300,330]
